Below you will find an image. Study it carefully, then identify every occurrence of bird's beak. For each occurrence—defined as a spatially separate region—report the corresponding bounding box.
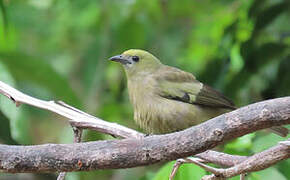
[109,55,132,65]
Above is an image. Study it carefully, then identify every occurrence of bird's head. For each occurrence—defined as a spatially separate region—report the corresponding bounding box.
[109,49,162,77]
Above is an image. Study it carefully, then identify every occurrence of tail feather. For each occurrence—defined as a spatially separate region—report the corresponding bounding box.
[269,126,289,137]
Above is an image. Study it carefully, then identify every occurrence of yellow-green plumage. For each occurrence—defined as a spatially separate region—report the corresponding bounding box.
[127,65,232,134]
[109,49,288,136]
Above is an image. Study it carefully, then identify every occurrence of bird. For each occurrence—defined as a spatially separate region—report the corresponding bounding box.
[109,49,288,137]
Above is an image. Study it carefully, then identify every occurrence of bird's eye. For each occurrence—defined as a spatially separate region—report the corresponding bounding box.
[132,56,139,62]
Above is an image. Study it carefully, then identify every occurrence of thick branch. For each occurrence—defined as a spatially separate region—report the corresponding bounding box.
[0,93,289,172]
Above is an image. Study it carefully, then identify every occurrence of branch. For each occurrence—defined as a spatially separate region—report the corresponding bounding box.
[0,81,289,174]
[0,81,143,139]
[200,139,290,180]
[170,140,290,180]
[195,150,247,167]
[57,125,83,180]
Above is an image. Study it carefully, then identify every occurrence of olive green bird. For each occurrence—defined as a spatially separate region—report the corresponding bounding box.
[109,49,288,136]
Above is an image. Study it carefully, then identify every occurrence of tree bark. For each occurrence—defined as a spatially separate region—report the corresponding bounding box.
[0,97,289,173]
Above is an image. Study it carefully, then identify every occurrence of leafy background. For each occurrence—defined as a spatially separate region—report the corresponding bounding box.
[0,0,289,180]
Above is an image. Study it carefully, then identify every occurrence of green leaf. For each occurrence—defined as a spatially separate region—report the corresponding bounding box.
[248,0,266,18]
[226,42,287,98]
[252,133,290,153]
[225,133,255,154]
[0,110,17,144]
[230,43,244,73]
[139,172,155,180]
[228,175,240,180]
[0,52,81,108]
[254,2,289,34]
[0,61,31,144]
[251,167,287,180]
[277,160,290,180]
[246,43,287,71]
[275,57,290,96]
[153,161,206,180]
[114,17,146,49]
[0,0,8,31]
[64,172,80,180]
[0,8,17,52]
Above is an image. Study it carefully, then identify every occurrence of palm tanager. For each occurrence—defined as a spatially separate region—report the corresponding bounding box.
[109,49,288,136]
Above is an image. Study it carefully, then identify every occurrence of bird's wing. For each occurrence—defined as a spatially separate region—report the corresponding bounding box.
[155,66,236,110]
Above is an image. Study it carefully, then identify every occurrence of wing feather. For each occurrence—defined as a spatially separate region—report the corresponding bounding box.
[155,65,235,110]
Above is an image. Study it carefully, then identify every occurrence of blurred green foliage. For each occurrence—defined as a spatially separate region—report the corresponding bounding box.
[0,0,289,180]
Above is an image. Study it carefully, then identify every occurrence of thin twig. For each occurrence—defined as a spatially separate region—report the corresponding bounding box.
[57,124,83,180]
[240,173,246,180]
[279,140,290,147]
[195,150,247,167]
[169,157,207,180]
[56,172,66,180]
[0,81,143,139]
[169,159,184,180]
[170,153,249,180]
[199,140,290,180]
[72,126,83,143]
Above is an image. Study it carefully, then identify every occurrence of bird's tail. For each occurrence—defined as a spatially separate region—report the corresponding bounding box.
[269,126,289,137]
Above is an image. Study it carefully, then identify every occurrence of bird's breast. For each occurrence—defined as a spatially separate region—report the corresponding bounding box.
[128,80,197,133]
[127,78,226,134]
